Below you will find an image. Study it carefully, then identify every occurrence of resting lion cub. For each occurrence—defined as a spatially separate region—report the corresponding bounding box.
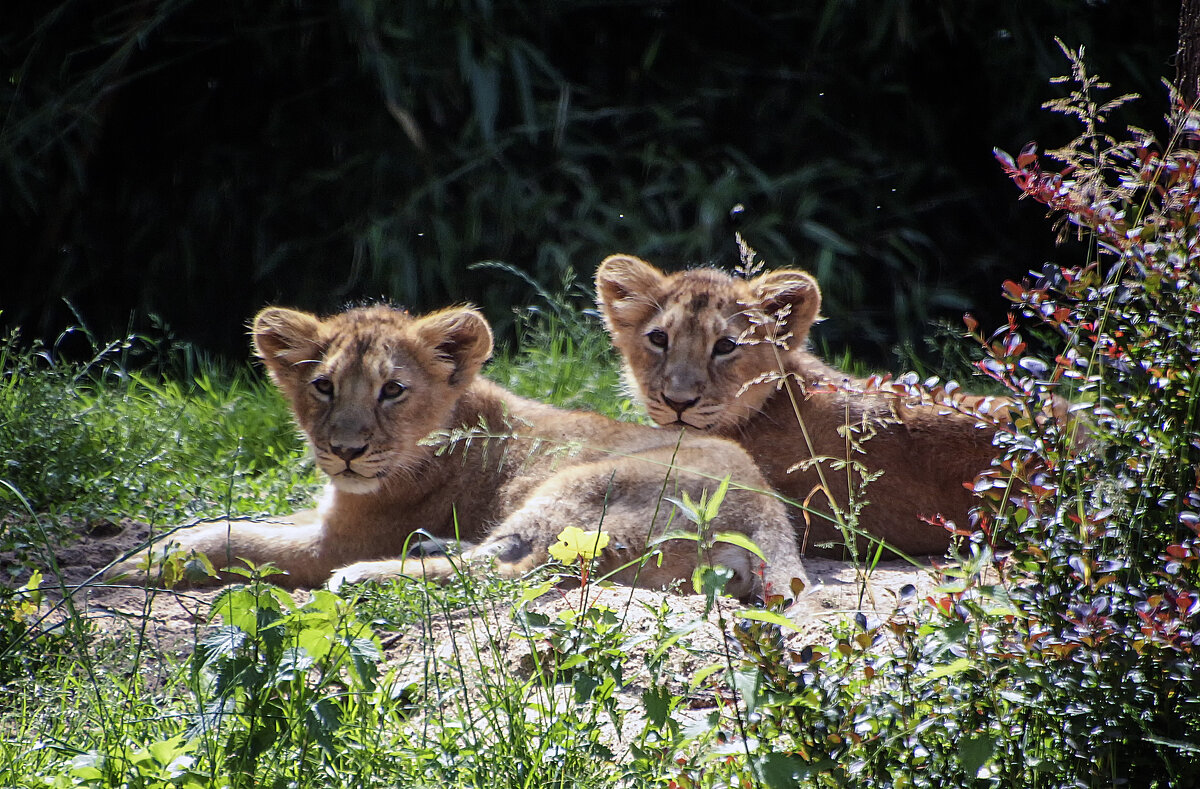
[596,254,1007,557]
[110,303,807,599]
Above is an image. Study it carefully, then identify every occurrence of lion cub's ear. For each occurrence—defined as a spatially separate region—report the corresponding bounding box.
[595,254,666,332]
[750,270,822,346]
[252,307,325,379]
[414,307,494,386]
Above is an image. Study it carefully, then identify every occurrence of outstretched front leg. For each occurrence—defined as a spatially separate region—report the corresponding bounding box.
[106,510,347,588]
[327,534,537,590]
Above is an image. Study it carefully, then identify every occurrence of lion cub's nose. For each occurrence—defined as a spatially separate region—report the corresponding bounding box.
[331,443,368,462]
[661,394,699,415]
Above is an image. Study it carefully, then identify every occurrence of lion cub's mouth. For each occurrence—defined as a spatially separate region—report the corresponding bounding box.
[328,468,384,494]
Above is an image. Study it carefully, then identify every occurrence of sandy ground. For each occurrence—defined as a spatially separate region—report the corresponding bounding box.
[5,516,941,749]
[6,514,941,653]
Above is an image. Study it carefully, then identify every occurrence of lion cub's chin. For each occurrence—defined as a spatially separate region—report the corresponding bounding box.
[327,473,383,495]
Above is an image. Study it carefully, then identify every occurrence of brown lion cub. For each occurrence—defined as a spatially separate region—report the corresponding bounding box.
[596,254,1006,558]
[109,303,807,599]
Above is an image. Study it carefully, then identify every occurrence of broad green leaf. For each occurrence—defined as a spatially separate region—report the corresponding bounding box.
[919,657,973,684]
[735,608,801,632]
[759,752,818,788]
[703,475,731,521]
[712,530,766,561]
[650,620,701,661]
[959,733,997,776]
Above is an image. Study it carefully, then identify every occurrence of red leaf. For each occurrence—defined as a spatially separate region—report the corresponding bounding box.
[1017,142,1038,168]
[1165,544,1191,560]
[1002,280,1026,299]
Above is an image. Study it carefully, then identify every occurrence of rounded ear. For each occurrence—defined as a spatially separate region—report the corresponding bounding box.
[595,254,666,332]
[252,307,324,378]
[750,270,822,344]
[414,307,494,386]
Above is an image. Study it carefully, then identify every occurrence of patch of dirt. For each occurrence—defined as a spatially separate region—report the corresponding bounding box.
[9,515,940,671]
[370,561,939,748]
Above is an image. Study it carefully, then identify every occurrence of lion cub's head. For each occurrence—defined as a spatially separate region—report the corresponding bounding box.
[252,304,492,493]
[596,254,821,432]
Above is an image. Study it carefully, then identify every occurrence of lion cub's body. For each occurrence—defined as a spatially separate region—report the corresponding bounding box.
[596,255,1003,557]
[111,304,806,598]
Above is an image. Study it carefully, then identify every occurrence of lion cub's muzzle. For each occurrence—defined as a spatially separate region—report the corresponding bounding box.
[316,439,385,489]
[330,442,368,463]
[661,393,699,418]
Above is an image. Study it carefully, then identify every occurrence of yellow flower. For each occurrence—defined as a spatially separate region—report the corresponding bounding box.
[548,526,610,564]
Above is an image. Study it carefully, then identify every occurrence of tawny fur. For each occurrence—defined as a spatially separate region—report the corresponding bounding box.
[596,254,1007,557]
[109,304,808,599]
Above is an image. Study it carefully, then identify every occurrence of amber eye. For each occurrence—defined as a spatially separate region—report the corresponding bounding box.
[379,381,406,401]
[312,377,334,397]
[712,337,738,356]
[646,329,669,349]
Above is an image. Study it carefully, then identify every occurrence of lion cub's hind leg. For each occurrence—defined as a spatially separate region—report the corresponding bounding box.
[636,441,810,602]
[335,443,810,604]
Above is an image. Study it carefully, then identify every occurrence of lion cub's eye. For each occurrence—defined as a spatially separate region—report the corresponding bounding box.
[312,377,334,397]
[379,381,406,401]
[646,329,669,349]
[712,337,738,356]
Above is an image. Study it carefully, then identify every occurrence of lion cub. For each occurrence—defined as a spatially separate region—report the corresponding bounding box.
[109,303,807,599]
[596,254,1008,558]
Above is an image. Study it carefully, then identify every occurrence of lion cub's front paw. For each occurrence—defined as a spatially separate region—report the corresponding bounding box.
[328,554,471,592]
[104,547,217,588]
[104,557,151,585]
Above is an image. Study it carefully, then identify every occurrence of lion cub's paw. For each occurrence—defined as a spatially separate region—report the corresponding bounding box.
[104,546,218,588]
[327,556,460,592]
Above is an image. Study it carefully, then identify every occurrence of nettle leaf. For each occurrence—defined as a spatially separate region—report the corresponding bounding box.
[692,564,734,603]
[277,646,314,681]
[198,625,247,664]
[209,588,259,631]
[732,667,762,715]
[187,697,236,738]
[297,624,335,662]
[146,735,194,768]
[572,671,601,704]
[346,637,382,691]
[217,659,267,697]
[641,684,674,728]
[306,697,342,754]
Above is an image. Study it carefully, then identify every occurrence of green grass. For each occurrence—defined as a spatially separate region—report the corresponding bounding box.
[0,325,319,555]
[4,170,1200,789]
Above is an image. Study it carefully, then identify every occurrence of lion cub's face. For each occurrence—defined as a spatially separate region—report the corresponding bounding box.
[596,255,821,433]
[252,304,492,494]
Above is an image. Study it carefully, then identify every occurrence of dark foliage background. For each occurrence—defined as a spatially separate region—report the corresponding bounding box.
[1,0,1179,365]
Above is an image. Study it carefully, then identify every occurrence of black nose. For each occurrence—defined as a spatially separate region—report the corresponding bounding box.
[661,394,699,415]
[331,443,367,462]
